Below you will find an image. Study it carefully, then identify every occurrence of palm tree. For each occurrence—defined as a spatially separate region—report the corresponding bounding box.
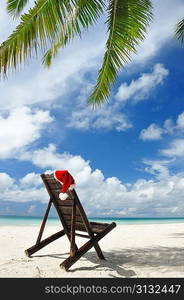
[0,0,153,107]
[175,18,184,44]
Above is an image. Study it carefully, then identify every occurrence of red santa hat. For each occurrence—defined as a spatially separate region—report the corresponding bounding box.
[53,170,75,200]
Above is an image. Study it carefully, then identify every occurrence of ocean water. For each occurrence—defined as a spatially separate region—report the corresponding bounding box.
[0,215,184,226]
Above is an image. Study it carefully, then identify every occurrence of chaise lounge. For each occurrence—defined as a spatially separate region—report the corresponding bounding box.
[25,173,116,271]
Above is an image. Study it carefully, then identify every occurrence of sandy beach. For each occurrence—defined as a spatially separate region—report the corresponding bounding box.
[0,223,184,278]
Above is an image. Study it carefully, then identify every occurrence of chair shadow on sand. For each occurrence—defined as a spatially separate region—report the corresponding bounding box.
[33,240,184,277]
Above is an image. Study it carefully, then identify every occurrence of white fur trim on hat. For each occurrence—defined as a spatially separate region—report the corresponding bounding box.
[53,170,60,182]
[68,183,76,190]
[59,193,69,201]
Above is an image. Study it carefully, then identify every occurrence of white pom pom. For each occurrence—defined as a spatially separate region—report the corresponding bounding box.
[59,193,68,201]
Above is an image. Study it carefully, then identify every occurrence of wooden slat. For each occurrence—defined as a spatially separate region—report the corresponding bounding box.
[48,188,62,194]
[58,206,81,216]
[43,174,54,178]
[48,185,62,191]
[75,233,90,239]
[47,181,60,186]
[51,188,63,193]
[47,181,61,185]
[48,187,61,193]
[76,222,107,234]
[66,220,85,227]
[65,221,105,234]
[70,200,76,256]
[55,196,68,204]
[70,222,86,232]
[51,191,60,198]
[61,214,83,223]
[91,226,105,233]
[56,199,73,206]
[90,221,109,228]
[54,198,73,205]
[45,178,57,184]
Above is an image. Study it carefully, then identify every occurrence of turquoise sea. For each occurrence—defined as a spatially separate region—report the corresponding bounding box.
[1,215,184,226]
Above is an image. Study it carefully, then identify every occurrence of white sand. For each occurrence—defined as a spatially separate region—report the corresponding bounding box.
[0,223,184,278]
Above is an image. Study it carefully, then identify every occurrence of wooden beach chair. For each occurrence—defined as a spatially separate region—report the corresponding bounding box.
[25,173,116,271]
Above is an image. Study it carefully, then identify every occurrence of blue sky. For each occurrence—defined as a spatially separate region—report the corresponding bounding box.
[1,0,184,218]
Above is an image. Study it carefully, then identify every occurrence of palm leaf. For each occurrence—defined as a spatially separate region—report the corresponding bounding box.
[88,0,153,107]
[0,0,104,76]
[42,0,105,67]
[7,0,30,17]
[175,18,184,44]
[0,0,77,76]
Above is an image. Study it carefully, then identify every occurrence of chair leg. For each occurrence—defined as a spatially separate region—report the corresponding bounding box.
[25,230,65,257]
[94,243,106,260]
[60,222,116,271]
[70,199,76,257]
[36,199,52,244]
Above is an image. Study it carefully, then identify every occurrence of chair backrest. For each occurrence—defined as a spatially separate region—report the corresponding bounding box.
[41,173,93,234]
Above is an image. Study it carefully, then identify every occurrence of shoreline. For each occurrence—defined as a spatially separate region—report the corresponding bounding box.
[1,216,184,226]
[0,223,184,278]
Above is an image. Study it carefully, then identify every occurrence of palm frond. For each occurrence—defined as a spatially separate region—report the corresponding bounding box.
[42,0,105,67]
[175,18,184,44]
[88,0,153,107]
[1,0,104,76]
[7,0,30,18]
[0,0,75,76]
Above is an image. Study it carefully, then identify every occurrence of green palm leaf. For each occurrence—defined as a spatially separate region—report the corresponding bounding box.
[7,0,30,17]
[42,0,105,67]
[0,0,104,76]
[175,18,184,44]
[0,0,78,75]
[88,0,153,107]
[1,0,153,107]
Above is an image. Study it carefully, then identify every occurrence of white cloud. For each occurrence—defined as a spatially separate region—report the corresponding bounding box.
[0,173,15,189]
[143,159,173,180]
[66,103,132,132]
[17,145,184,217]
[0,41,104,109]
[0,172,47,203]
[20,144,92,178]
[1,154,184,216]
[140,123,164,141]
[132,0,184,65]
[116,64,169,103]
[0,0,35,44]
[0,107,53,158]
[140,112,184,141]
[161,139,184,157]
[27,205,37,215]
[0,0,182,138]
[0,1,18,43]
[176,112,184,129]
[20,172,42,188]
[163,119,175,134]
